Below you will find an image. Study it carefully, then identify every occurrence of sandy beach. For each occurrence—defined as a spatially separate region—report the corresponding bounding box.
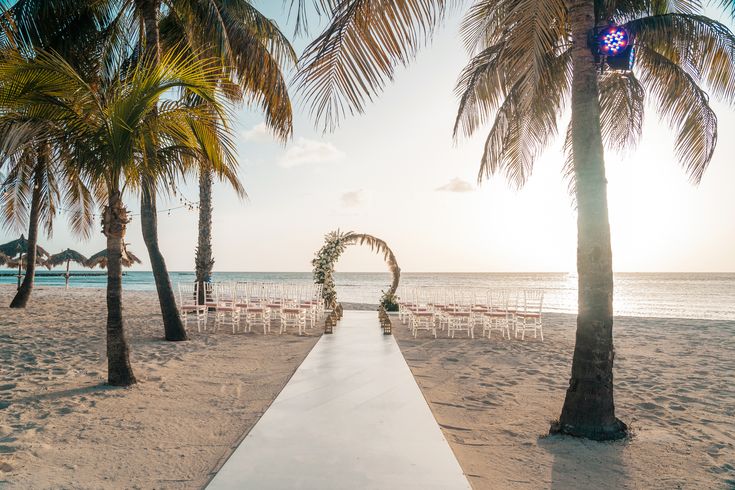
[392,312,735,489]
[0,285,321,489]
[2,285,734,489]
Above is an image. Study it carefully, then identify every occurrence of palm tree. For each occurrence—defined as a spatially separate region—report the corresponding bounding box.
[63,0,295,338]
[155,1,296,305]
[0,47,240,385]
[296,0,735,439]
[0,0,101,307]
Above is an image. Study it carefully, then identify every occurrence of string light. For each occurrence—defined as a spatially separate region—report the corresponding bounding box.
[56,198,199,218]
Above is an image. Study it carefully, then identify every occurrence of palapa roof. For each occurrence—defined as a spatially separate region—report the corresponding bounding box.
[86,245,142,269]
[6,253,48,267]
[0,234,50,259]
[46,249,89,268]
[0,251,10,266]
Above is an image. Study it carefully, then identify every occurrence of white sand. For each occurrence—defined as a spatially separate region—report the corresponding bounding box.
[0,285,321,489]
[392,312,735,489]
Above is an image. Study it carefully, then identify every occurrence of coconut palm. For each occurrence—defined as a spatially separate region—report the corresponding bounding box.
[46,248,89,288]
[45,0,294,337]
[0,47,240,385]
[0,1,102,307]
[151,0,297,306]
[296,1,735,439]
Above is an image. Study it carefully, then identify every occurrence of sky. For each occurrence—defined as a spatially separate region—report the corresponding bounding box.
[1,3,734,273]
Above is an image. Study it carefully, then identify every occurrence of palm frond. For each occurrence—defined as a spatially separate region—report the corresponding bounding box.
[473,48,572,188]
[163,0,295,140]
[626,13,735,102]
[636,45,717,183]
[598,71,645,153]
[296,0,454,131]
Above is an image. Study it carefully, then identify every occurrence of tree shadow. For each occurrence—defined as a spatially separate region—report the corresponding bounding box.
[539,433,631,489]
[10,383,121,405]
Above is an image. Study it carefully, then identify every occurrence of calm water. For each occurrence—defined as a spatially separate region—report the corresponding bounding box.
[2,271,734,321]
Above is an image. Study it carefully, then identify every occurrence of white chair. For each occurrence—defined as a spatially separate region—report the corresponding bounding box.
[482,289,511,339]
[178,282,207,332]
[410,310,437,338]
[213,282,240,333]
[446,310,473,338]
[516,289,544,340]
[281,306,307,335]
[243,304,270,334]
[445,289,474,338]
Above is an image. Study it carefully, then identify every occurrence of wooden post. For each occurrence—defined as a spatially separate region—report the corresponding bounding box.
[16,256,22,289]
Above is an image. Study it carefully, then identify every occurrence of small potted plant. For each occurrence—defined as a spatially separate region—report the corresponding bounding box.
[379,290,399,313]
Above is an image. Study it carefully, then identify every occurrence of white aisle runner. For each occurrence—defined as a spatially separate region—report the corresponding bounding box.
[207,310,470,490]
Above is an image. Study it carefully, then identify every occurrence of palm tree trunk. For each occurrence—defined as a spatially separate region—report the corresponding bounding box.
[103,190,136,386]
[138,0,161,61]
[137,0,188,341]
[141,183,188,340]
[10,157,45,308]
[195,168,214,304]
[552,0,627,441]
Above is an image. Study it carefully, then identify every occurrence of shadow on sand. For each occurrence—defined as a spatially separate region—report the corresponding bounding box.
[539,433,631,489]
[9,383,123,405]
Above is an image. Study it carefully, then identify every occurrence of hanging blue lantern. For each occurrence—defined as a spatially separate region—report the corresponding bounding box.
[590,24,635,71]
[598,26,630,56]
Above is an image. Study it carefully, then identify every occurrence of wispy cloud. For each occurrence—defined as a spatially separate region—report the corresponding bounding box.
[435,178,475,193]
[340,190,364,208]
[279,137,345,168]
[242,122,272,142]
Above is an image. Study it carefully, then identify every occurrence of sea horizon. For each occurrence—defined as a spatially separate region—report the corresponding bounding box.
[3,270,734,321]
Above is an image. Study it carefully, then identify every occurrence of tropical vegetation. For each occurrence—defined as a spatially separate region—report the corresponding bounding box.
[0,41,239,384]
[0,1,99,308]
[296,0,735,439]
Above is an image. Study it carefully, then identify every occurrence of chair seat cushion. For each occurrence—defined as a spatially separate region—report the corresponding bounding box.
[517,312,541,318]
[181,305,205,311]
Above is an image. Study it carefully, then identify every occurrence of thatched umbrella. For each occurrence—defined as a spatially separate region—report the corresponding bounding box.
[46,249,89,289]
[0,251,9,266]
[86,245,142,269]
[0,235,50,288]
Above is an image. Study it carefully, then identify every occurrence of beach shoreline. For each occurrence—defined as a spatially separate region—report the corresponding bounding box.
[2,285,734,488]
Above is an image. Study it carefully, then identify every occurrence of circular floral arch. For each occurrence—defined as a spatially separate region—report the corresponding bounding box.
[312,230,401,310]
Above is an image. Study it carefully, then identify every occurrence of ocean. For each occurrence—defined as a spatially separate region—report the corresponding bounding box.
[2,271,734,321]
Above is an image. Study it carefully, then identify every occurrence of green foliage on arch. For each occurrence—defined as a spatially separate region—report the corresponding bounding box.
[312,229,400,309]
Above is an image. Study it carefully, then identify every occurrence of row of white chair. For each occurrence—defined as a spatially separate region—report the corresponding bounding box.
[397,288,544,341]
[177,281,325,335]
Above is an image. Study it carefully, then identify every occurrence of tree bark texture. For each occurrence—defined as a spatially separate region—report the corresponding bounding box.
[552,0,627,441]
[103,190,136,386]
[141,183,188,340]
[137,0,188,341]
[195,169,214,305]
[9,154,45,308]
